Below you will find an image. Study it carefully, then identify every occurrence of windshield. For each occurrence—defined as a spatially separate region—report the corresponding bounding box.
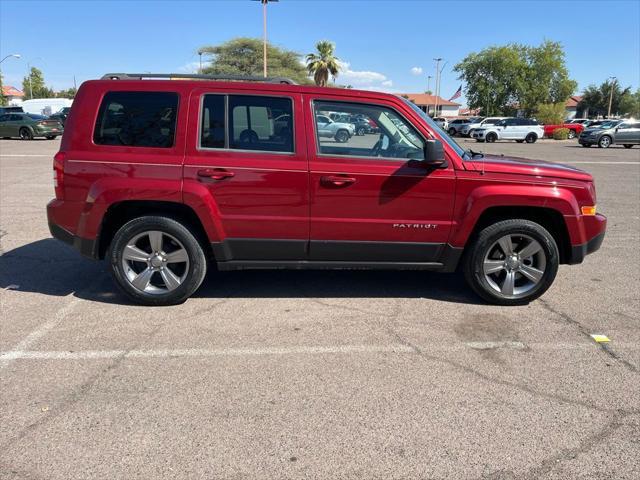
[401,97,467,159]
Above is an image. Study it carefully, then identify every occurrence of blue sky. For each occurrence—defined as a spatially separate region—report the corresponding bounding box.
[1,0,639,105]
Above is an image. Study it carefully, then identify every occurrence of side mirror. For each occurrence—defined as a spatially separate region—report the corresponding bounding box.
[423,139,447,168]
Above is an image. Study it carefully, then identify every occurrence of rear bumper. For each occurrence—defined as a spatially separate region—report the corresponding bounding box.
[566,213,607,264]
[47,199,98,259]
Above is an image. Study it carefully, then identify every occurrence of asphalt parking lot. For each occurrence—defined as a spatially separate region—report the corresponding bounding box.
[1,137,639,479]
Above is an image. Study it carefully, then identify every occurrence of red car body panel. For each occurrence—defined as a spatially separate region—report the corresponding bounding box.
[47,78,606,269]
[543,123,584,137]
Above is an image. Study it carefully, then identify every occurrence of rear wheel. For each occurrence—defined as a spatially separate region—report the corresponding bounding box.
[356,126,366,136]
[335,129,349,143]
[108,216,207,306]
[598,135,612,148]
[623,144,633,149]
[525,133,537,143]
[19,128,33,140]
[448,127,457,136]
[486,132,498,143]
[463,219,559,305]
[567,130,576,139]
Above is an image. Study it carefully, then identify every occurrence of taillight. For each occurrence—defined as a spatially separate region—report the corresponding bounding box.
[53,151,65,199]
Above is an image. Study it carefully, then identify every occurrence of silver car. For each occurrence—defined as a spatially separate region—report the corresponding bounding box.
[461,117,506,137]
[579,120,640,148]
[315,114,355,143]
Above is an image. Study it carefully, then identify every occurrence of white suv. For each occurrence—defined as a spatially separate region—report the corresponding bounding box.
[472,118,544,143]
[461,117,506,137]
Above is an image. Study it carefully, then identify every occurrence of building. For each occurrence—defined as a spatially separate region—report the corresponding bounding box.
[1,86,24,106]
[459,108,481,117]
[565,95,585,119]
[400,93,461,117]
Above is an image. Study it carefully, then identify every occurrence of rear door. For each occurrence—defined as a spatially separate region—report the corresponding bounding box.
[0,114,10,136]
[615,122,640,144]
[305,95,456,264]
[183,89,309,263]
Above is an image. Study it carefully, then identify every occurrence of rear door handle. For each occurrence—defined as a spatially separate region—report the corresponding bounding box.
[198,168,235,181]
[320,175,356,187]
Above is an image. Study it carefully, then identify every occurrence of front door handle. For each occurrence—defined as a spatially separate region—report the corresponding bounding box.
[320,175,356,187]
[198,168,235,181]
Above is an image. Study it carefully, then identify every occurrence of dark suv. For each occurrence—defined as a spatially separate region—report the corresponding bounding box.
[47,73,606,306]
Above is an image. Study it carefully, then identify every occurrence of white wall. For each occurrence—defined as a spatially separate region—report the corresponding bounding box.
[440,105,460,117]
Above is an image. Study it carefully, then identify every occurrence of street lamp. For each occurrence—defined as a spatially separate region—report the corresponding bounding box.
[607,76,617,118]
[253,0,279,77]
[197,50,204,74]
[0,53,21,64]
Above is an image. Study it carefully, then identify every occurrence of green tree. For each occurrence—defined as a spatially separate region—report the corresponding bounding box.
[306,40,340,87]
[56,87,77,99]
[22,67,54,99]
[580,80,634,117]
[535,103,566,125]
[198,37,310,84]
[454,40,576,116]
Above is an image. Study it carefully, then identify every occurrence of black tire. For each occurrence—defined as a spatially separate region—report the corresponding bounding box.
[516,140,525,143]
[45,135,56,140]
[567,130,576,139]
[598,135,612,148]
[448,127,457,136]
[462,219,559,306]
[525,133,537,144]
[108,216,207,306]
[485,132,498,143]
[356,127,365,136]
[335,129,349,143]
[623,144,633,149]
[19,128,33,140]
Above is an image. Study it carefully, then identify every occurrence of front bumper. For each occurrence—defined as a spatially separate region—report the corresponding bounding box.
[578,136,598,145]
[566,213,607,264]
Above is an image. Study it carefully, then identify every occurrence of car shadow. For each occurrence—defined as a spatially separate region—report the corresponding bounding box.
[0,238,483,305]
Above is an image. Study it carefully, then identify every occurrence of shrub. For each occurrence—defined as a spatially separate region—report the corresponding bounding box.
[553,128,570,140]
[535,102,566,125]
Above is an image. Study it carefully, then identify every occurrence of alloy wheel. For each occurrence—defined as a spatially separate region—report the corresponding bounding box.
[121,230,189,295]
[482,233,546,298]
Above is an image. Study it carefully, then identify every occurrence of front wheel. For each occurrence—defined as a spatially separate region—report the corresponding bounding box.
[598,135,611,148]
[108,216,208,306]
[525,133,537,143]
[448,127,457,136]
[485,132,498,143]
[567,130,576,139]
[334,130,349,143]
[356,127,366,136]
[463,219,559,305]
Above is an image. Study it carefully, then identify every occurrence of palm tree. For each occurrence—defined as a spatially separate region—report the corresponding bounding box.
[306,41,340,87]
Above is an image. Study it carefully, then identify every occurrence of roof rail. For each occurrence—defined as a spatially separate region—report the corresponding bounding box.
[100,73,297,85]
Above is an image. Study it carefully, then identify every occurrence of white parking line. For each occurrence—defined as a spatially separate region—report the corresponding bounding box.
[0,154,51,157]
[0,295,80,369]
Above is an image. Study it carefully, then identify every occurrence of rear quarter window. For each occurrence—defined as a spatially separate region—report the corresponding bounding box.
[93,91,178,148]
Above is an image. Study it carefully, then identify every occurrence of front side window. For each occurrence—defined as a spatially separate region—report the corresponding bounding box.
[94,91,178,148]
[228,95,293,153]
[314,100,424,160]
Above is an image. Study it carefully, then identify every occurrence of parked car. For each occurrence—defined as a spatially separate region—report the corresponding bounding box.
[543,122,584,139]
[49,107,72,126]
[0,105,24,115]
[460,117,505,137]
[447,118,473,136]
[0,112,63,140]
[48,73,606,306]
[472,118,544,143]
[315,114,355,142]
[433,117,449,130]
[567,118,590,126]
[579,119,638,148]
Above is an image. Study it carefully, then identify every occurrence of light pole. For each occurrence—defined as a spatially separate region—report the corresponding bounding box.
[197,50,204,74]
[0,53,21,64]
[433,58,442,115]
[253,0,278,77]
[607,76,617,118]
[427,75,432,93]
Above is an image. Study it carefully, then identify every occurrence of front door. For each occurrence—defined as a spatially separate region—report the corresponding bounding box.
[615,122,640,144]
[183,90,309,263]
[306,97,456,264]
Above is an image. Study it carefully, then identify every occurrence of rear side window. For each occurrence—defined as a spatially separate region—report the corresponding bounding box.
[229,95,293,153]
[201,95,225,148]
[94,91,178,148]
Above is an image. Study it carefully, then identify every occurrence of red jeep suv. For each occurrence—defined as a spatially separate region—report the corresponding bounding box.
[47,73,606,306]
